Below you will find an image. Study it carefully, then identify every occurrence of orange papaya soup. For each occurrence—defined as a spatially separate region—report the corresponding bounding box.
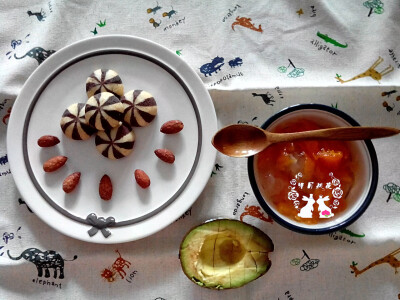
[254,118,357,225]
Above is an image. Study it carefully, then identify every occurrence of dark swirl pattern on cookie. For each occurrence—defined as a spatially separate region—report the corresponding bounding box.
[121,90,157,127]
[95,124,135,160]
[86,69,124,98]
[60,103,96,140]
[85,92,124,131]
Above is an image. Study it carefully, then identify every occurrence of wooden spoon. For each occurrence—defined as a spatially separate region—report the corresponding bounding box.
[212,124,400,158]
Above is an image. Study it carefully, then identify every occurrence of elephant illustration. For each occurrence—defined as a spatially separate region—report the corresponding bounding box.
[13,47,56,65]
[7,248,77,279]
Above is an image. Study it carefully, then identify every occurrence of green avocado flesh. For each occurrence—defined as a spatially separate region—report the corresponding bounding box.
[179,219,274,289]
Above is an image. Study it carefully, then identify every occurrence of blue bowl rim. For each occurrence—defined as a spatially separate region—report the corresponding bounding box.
[247,103,379,235]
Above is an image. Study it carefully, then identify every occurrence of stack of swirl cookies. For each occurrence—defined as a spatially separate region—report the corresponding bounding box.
[60,69,158,160]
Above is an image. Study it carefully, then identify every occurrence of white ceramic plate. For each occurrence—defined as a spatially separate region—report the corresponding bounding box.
[7,35,217,244]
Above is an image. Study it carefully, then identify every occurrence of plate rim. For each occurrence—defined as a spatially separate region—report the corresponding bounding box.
[23,49,203,227]
[7,35,217,243]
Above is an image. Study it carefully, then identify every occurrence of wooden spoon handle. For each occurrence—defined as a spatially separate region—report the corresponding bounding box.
[268,127,400,143]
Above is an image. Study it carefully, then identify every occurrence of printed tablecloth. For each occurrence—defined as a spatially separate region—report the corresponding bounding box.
[1,1,400,299]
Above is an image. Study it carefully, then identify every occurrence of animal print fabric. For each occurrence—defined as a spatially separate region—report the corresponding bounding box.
[0,1,399,300]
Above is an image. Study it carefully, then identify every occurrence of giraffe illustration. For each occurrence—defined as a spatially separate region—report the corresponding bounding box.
[350,247,400,277]
[335,56,394,84]
[252,92,275,106]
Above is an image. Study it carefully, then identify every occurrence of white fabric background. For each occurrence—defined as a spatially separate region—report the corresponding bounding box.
[0,1,400,299]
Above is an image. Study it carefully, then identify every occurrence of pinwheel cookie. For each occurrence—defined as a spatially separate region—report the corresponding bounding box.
[86,69,124,98]
[85,92,124,131]
[122,90,157,127]
[95,124,135,160]
[60,103,96,140]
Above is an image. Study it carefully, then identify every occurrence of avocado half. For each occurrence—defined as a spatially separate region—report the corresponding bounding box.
[179,219,274,289]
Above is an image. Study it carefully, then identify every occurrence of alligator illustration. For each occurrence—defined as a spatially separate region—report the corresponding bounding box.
[14,47,56,65]
[199,57,225,77]
[317,32,348,48]
[229,57,243,68]
[8,248,77,279]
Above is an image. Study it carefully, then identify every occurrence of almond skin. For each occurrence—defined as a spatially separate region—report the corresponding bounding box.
[43,156,68,172]
[134,169,151,189]
[63,172,81,193]
[99,175,113,201]
[37,135,60,147]
[154,149,175,164]
[160,120,184,134]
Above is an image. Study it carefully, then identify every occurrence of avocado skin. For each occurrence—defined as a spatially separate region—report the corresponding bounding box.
[179,219,274,289]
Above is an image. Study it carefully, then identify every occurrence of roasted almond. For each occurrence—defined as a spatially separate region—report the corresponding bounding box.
[99,175,113,201]
[37,135,60,147]
[160,120,184,134]
[63,172,81,193]
[154,149,175,164]
[43,156,68,172]
[134,169,151,189]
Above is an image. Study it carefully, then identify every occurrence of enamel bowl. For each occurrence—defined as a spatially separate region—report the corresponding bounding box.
[248,104,378,234]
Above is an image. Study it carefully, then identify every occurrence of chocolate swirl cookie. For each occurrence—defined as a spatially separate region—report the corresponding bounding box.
[86,69,124,98]
[60,103,96,140]
[121,90,157,127]
[85,92,124,131]
[95,124,135,159]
